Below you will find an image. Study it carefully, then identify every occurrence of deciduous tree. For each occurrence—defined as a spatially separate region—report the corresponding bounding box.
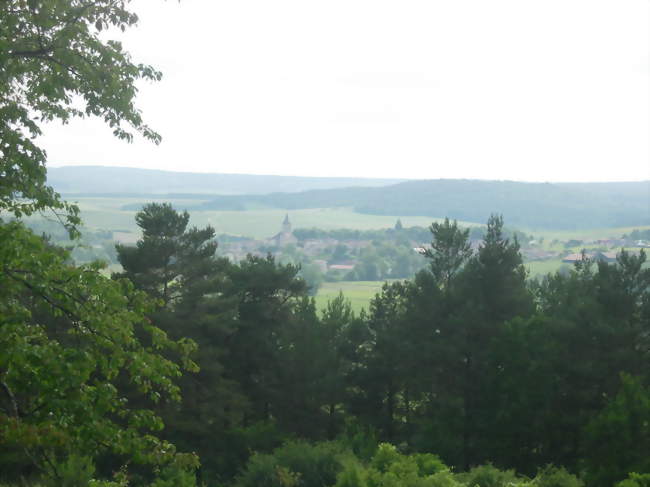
[1,0,161,231]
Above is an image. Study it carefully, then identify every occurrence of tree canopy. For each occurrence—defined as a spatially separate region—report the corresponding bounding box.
[1,0,160,230]
[1,2,205,484]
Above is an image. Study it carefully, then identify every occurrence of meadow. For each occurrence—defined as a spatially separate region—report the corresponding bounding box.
[67,196,472,239]
[314,281,388,313]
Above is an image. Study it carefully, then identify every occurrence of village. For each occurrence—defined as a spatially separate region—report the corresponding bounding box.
[215,215,649,284]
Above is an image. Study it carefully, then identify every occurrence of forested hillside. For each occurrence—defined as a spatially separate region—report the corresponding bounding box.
[196,179,650,230]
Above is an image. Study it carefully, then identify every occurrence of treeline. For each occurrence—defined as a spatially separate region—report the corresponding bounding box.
[625,228,650,241]
[292,224,514,243]
[197,180,650,230]
[293,225,436,242]
[112,206,650,484]
[2,203,649,486]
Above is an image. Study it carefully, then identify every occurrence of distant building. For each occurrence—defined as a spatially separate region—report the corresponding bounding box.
[562,253,589,264]
[329,264,355,271]
[282,213,292,234]
[268,214,297,246]
[593,251,618,263]
[563,251,619,264]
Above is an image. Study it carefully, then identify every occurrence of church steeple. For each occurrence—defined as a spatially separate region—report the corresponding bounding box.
[282,213,292,234]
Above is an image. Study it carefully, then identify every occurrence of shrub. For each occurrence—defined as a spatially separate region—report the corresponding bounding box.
[336,463,368,487]
[413,453,448,477]
[339,420,379,462]
[234,440,347,487]
[371,444,403,473]
[456,464,519,487]
[531,466,582,487]
[616,473,650,487]
[582,375,650,487]
[364,443,453,487]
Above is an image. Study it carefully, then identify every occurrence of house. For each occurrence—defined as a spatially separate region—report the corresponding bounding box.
[593,251,617,263]
[562,251,619,264]
[562,253,589,264]
[329,264,355,271]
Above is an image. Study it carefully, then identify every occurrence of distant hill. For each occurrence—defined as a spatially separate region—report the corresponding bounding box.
[47,166,405,195]
[194,179,650,230]
[48,167,649,230]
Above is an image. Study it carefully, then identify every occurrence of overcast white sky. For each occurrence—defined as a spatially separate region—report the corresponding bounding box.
[43,0,649,182]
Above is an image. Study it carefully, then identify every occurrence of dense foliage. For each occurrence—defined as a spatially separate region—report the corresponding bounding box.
[83,207,650,486]
[4,198,649,485]
[1,1,200,484]
[1,0,163,233]
[2,2,649,486]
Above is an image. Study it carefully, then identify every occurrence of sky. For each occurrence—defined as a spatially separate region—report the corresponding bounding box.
[42,0,649,182]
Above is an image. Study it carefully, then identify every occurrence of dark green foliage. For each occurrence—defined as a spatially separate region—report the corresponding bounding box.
[617,473,650,487]
[334,442,455,487]
[234,441,347,487]
[456,464,519,487]
[1,1,167,233]
[0,222,199,484]
[109,209,650,484]
[532,466,584,487]
[423,217,472,289]
[114,202,221,307]
[582,375,650,487]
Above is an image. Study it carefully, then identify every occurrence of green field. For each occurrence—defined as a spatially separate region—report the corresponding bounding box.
[526,225,650,242]
[525,259,567,278]
[314,281,387,314]
[47,196,650,243]
[64,196,479,239]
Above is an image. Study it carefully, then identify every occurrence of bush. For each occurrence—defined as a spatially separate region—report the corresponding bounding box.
[364,443,453,487]
[456,464,519,487]
[413,453,448,477]
[531,466,582,487]
[234,440,347,487]
[336,463,368,487]
[371,444,404,473]
[582,375,650,487]
[339,421,379,462]
[616,473,650,487]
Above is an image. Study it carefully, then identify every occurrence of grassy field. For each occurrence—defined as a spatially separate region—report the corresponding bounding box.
[525,259,567,278]
[314,281,387,314]
[64,196,479,239]
[525,225,650,242]
[49,196,650,243]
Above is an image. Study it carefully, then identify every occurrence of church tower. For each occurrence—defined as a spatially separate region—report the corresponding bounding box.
[282,213,292,234]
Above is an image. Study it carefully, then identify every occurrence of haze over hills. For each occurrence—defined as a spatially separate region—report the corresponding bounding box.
[47,166,406,195]
[191,179,650,231]
[49,166,649,231]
